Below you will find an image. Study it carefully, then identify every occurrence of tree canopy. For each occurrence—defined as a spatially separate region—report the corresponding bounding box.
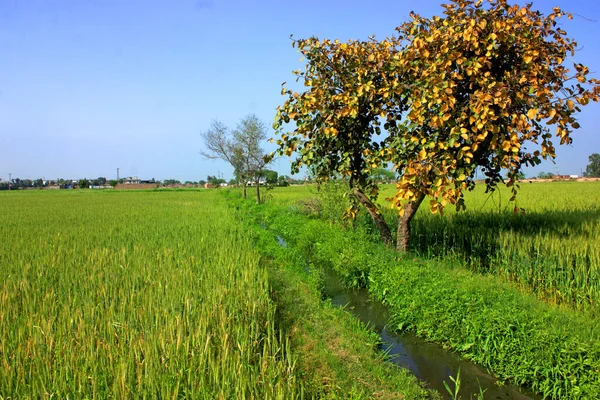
[584,153,600,178]
[273,0,600,251]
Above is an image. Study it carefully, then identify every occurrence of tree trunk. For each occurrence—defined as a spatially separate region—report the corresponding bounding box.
[255,175,261,204]
[354,189,394,247]
[396,193,426,252]
[242,182,247,199]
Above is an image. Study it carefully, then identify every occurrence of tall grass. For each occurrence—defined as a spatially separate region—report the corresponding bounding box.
[0,190,300,398]
[270,181,600,309]
[394,182,600,309]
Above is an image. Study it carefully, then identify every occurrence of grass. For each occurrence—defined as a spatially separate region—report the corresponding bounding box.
[0,189,300,398]
[229,191,436,399]
[265,181,600,310]
[244,182,600,399]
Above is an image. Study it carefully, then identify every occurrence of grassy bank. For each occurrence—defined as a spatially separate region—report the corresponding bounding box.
[264,181,600,311]
[241,186,600,399]
[230,191,436,399]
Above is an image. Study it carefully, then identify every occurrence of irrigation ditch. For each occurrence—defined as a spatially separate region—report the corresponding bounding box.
[273,229,541,399]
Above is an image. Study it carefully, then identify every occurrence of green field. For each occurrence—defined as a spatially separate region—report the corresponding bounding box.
[1,182,599,399]
[0,190,300,398]
[247,181,600,398]
[268,181,600,310]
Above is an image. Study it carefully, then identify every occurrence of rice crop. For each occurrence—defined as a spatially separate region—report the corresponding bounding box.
[265,181,600,309]
[396,181,600,309]
[0,190,300,398]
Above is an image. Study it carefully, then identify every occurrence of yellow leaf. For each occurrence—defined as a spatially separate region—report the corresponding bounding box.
[566,99,575,111]
[527,108,537,120]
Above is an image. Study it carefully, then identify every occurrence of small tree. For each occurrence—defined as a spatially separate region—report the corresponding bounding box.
[584,153,600,177]
[262,169,278,185]
[233,114,270,203]
[201,115,271,202]
[78,179,90,189]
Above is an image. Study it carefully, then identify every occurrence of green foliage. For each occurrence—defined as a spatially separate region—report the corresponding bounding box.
[231,193,434,399]
[277,175,289,187]
[77,178,89,189]
[537,171,553,179]
[371,168,396,183]
[261,169,278,185]
[584,153,600,177]
[250,183,600,399]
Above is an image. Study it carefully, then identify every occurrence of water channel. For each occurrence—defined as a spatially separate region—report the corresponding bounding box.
[269,229,541,399]
[321,269,542,400]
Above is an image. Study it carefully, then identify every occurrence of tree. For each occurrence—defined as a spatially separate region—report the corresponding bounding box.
[207,175,225,187]
[277,175,290,187]
[273,36,405,246]
[388,0,599,249]
[371,168,396,183]
[108,179,118,187]
[537,172,553,180]
[78,179,90,189]
[274,0,600,251]
[201,115,271,202]
[584,153,600,177]
[261,169,278,185]
[233,114,270,203]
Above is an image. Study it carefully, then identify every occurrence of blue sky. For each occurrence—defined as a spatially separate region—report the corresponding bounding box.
[1,0,599,182]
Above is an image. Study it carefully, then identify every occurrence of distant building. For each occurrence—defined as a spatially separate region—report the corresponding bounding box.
[123,176,140,184]
[247,178,267,186]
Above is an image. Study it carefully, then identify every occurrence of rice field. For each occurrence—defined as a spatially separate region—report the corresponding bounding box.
[399,181,600,310]
[1,180,598,398]
[0,190,300,398]
[268,181,600,310]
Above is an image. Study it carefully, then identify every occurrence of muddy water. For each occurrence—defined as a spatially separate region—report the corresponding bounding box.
[322,271,542,400]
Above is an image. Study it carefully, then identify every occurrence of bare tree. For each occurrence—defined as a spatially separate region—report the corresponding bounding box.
[200,119,249,196]
[200,115,271,202]
[233,114,270,203]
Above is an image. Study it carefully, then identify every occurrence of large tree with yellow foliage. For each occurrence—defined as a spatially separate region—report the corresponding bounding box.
[273,0,600,251]
[273,36,406,246]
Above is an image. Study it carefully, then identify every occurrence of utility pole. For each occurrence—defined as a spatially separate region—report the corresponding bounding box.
[8,173,11,190]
